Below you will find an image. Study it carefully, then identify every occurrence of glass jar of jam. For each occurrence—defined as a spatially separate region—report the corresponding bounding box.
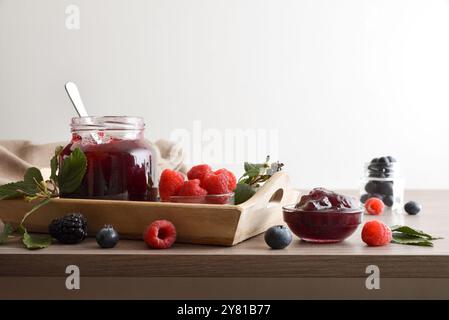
[60,116,157,201]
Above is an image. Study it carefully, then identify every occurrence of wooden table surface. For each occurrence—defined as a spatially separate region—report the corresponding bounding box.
[1,190,448,299]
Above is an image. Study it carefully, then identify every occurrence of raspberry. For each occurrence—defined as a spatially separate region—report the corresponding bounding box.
[176,179,208,197]
[144,220,177,249]
[159,169,185,201]
[214,168,237,191]
[361,220,392,246]
[365,197,385,215]
[202,172,230,195]
[187,164,212,182]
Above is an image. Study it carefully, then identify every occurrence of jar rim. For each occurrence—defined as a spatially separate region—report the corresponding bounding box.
[71,116,145,131]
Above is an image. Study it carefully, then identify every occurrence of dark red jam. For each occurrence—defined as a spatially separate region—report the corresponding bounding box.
[60,138,157,201]
[283,188,362,243]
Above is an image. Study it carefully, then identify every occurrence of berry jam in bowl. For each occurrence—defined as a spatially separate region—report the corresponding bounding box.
[283,188,362,243]
[166,193,234,205]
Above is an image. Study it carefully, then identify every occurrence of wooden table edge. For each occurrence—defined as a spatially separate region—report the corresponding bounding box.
[1,253,448,278]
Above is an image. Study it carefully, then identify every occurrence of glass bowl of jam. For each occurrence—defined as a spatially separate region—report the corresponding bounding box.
[60,116,157,201]
[166,193,234,205]
[283,188,362,243]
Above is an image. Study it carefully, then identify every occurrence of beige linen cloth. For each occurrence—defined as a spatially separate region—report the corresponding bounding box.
[0,139,187,185]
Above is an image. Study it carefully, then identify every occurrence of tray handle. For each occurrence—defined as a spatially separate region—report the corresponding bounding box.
[237,171,292,210]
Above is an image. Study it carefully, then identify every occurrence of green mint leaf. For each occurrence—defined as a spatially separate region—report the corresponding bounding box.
[20,197,51,227]
[58,148,87,194]
[391,233,434,246]
[234,183,257,205]
[22,231,52,250]
[50,146,63,181]
[24,167,43,185]
[390,225,442,240]
[0,223,13,244]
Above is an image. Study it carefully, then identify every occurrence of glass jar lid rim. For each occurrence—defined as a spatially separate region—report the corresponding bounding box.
[71,116,145,131]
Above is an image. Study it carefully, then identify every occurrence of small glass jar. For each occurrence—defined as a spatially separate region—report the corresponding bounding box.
[360,157,404,212]
[60,116,157,201]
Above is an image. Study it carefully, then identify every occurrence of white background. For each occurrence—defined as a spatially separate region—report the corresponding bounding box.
[1,0,449,189]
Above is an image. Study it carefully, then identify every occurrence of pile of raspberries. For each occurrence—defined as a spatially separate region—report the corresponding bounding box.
[158,164,237,201]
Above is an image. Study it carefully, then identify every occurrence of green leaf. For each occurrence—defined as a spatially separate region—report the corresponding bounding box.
[0,167,46,200]
[238,176,251,184]
[22,231,52,250]
[390,225,442,240]
[0,181,37,200]
[24,167,43,185]
[0,223,13,244]
[391,233,434,246]
[244,162,260,178]
[20,197,51,227]
[0,181,25,199]
[234,183,257,205]
[17,224,26,235]
[58,148,87,194]
[50,146,63,181]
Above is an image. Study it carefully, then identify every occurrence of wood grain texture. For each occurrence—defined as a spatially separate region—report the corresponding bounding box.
[3,277,449,299]
[0,172,298,246]
[0,190,448,279]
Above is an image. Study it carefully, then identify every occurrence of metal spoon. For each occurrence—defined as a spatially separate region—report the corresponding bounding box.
[64,82,101,143]
[65,82,89,117]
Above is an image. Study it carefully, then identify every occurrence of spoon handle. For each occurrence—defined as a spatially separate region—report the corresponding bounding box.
[64,81,102,144]
[65,82,88,117]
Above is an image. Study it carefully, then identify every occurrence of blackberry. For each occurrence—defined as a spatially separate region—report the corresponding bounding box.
[49,213,88,244]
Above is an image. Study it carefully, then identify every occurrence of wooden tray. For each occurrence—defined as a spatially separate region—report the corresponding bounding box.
[0,172,298,246]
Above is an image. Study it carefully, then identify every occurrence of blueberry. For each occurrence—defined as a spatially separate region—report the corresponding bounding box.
[369,172,386,178]
[265,225,292,249]
[378,157,389,164]
[377,181,393,196]
[96,225,119,248]
[383,195,394,207]
[387,156,396,163]
[360,194,369,204]
[364,181,378,194]
[404,201,422,215]
[361,193,383,204]
[368,164,381,172]
[367,193,383,200]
